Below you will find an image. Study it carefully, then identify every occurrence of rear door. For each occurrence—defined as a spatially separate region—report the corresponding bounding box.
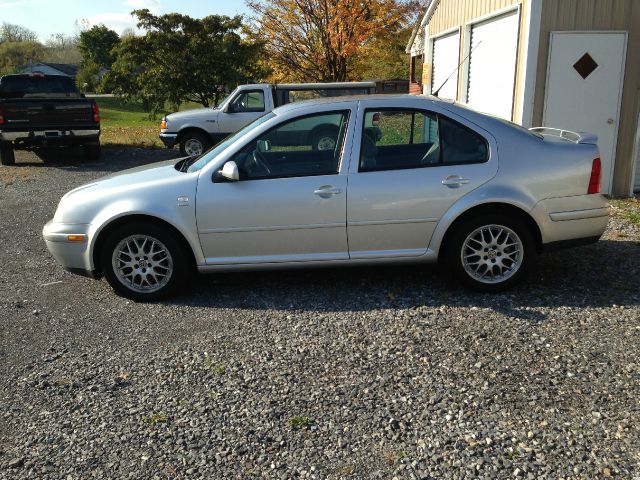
[346,102,498,259]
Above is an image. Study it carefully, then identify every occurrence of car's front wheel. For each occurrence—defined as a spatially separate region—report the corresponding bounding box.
[100,222,191,301]
[445,214,536,292]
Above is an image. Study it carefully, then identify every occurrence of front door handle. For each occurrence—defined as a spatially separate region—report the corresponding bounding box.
[314,185,343,198]
[442,175,470,188]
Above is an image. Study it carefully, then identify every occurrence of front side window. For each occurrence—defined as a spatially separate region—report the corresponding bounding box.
[359,109,488,172]
[230,110,350,180]
[229,91,265,112]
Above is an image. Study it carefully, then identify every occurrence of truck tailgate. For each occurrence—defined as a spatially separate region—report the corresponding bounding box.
[1,98,94,129]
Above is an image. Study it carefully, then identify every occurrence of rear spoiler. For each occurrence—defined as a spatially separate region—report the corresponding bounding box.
[529,127,598,145]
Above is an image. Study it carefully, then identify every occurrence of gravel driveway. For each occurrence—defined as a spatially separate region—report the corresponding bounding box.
[1,149,639,479]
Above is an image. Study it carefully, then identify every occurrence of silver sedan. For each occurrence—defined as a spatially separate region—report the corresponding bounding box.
[43,95,609,300]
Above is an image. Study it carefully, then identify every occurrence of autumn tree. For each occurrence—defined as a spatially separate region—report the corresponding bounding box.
[0,23,38,43]
[107,10,266,112]
[247,0,415,82]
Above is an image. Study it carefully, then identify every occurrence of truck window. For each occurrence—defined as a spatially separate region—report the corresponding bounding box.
[0,76,81,99]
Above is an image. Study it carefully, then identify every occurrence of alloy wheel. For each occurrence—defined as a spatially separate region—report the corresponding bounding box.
[112,235,173,293]
[461,224,523,284]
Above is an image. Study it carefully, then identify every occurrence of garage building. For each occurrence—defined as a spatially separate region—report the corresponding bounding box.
[407,0,640,196]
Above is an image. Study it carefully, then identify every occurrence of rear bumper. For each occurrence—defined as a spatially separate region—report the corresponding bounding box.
[1,129,100,147]
[533,195,609,246]
[160,132,178,149]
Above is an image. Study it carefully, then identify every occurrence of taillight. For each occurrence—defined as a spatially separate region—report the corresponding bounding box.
[92,102,100,123]
[160,118,167,130]
[0,106,4,125]
[588,157,601,194]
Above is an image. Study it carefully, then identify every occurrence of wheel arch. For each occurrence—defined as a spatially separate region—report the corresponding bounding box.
[91,214,197,277]
[177,126,212,144]
[436,202,543,260]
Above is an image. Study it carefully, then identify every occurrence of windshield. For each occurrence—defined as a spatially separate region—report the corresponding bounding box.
[0,75,81,98]
[186,112,276,173]
[215,87,240,109]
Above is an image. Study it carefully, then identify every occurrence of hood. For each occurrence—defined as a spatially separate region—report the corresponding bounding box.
[54,159,196,223]
[166,107,219,122]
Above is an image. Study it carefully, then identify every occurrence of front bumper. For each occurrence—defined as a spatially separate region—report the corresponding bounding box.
[42,221,98,278]
[159,132,178,149]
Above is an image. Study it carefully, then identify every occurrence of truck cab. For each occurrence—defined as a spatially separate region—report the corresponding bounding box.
[159,82,380,157]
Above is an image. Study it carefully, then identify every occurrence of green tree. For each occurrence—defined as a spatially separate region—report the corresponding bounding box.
[76,60,101,93]
[108,10,266,112]
[78,25,120,67]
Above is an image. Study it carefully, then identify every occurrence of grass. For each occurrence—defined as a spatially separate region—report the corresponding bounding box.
[91,96,202,148]
[610,197,640,225]
[289,416,312,428]
[141,412,168,425]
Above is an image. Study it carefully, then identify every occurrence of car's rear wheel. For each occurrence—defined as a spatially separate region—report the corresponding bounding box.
[445,214,536,292]
[179,131,210,157]
[100,222,191,301]
[0,141,15,165]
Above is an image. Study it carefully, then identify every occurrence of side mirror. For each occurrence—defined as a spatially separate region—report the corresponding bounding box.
[257,139,271,152]
[215,160,240,182]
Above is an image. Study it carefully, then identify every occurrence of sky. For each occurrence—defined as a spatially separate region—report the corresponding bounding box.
[0,0,252,41]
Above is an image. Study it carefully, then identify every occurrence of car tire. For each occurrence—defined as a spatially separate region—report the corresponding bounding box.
[100,222,192,301]
[444,214,536,292]
[84,142,101,161]
[179,131,211,157]
[0,141,16,166]
[311,127,339,151]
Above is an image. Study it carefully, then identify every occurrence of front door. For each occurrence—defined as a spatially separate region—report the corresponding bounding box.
[216,89,267,134]
[347,107,498,259]
[543,32,627,194]
[196,110,352,264]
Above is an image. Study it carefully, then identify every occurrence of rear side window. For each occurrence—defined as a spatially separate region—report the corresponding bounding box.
[0,76,80,98]
[359,109,488,172]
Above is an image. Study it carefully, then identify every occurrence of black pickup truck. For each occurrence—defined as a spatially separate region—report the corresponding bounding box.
[0,74,100,165]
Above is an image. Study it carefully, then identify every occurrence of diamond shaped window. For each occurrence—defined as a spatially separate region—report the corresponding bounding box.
[573,53,598,80]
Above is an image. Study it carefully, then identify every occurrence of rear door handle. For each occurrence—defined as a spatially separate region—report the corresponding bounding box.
[314,186,343,198]
[442,175,470,188]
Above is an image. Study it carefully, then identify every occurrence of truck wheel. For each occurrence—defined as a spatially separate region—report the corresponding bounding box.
[0,141,15,166]
[100,221,192,301]
[179,132,210,157]
[311,127,339,151]
[84,142,101,161]
[444,214,536,292]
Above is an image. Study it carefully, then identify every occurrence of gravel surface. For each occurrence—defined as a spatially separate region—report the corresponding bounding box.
[1,149,639,479]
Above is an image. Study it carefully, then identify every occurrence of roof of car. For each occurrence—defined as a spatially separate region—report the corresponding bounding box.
[274,94,454,114]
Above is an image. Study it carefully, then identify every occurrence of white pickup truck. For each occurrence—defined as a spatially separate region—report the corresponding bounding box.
[159,82,390,156]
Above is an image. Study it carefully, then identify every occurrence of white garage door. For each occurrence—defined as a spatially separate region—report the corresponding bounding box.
[467,10,519,120]
[431,31,460,100]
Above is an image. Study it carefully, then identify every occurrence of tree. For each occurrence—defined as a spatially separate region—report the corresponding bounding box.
[76,60,101,93]
[78,25,120,68]
[0,41,44,75]
[43,33,81,64]
[247,0,413,82]
[107,10,266,112]
[0,23,38,43]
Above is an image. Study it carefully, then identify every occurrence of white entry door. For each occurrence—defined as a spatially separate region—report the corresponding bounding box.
[543,32,627,194]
